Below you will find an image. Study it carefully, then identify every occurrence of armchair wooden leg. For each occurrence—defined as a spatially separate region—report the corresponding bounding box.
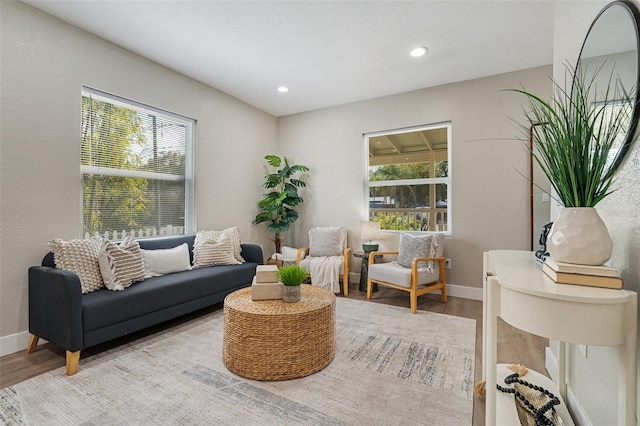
[441,284,448,302]
[366,278,373,299]
[66,350,81,376]
[26,334,39,354]
[343,274,349,297]
[410,292,418,314]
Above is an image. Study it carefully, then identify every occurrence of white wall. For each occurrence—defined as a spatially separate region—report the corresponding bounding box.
[277,66,552,290]
[552,1,640,424]
[0,1,278,353]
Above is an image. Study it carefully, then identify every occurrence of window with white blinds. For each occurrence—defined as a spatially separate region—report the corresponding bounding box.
[81,87,194,239]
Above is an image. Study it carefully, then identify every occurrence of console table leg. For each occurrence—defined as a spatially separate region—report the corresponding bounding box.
[558,341,567,401]
[482,252,490,381]
[485,276,499,426]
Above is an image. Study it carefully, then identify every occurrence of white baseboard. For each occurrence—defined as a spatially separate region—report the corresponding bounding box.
[440,283,483,300]
[545,345,592,425]
[0,330,46,357]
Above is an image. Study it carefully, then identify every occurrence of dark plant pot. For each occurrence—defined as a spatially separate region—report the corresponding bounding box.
[282,285,301,302]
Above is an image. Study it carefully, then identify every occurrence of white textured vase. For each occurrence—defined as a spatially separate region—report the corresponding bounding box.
[547,207,612,265]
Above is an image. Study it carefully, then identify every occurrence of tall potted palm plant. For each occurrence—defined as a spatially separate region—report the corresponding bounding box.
[509,64,636,265]
[253,155,309,254]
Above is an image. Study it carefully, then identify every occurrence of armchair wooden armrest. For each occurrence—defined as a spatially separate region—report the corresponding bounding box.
[296,247,310,265]
[343,247,351,273]
[411,256,446,272]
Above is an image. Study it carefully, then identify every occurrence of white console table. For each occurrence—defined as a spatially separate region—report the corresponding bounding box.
[482,250,637,426]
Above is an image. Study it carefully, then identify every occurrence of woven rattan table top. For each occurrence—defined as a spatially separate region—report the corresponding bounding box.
[224,284,335,315]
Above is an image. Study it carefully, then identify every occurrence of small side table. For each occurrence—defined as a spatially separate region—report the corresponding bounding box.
[354,251,382,292]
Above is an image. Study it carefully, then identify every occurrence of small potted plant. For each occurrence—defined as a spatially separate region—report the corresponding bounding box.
[277,265,308,302]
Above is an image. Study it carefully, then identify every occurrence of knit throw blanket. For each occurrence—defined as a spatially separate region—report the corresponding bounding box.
[308,256,342,293]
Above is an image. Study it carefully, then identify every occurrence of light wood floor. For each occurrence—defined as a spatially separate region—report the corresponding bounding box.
[0,285,548,426]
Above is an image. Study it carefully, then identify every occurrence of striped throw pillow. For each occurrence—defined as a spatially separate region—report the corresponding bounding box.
[49,237,104,294]
[193,229,241,267]
[98,237,145,291]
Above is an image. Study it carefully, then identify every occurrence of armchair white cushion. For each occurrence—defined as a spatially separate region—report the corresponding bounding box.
[367,233,446,313]
[298,227,351,295]
[367,263,439,288]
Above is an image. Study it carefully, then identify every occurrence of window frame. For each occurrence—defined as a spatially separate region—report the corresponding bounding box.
[363,122,452,234]
[80,86,195,239]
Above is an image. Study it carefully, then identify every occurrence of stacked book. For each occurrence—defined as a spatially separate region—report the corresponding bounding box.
[542,258,623,289]
[251,265,283,300]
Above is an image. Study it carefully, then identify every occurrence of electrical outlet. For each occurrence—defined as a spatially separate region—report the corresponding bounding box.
[445,258,452,269]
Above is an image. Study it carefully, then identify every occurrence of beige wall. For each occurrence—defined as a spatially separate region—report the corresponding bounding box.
[278,66,552,290]
[553,1,640,424]
[0,1,278,352]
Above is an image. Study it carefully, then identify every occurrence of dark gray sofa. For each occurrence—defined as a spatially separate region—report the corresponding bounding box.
[27,235,263,375]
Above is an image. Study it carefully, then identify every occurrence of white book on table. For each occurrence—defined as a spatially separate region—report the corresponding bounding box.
[543,257,617,277]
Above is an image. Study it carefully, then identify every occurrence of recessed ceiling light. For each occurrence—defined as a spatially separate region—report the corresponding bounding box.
[410,47,428,58]
[277,86,289,93]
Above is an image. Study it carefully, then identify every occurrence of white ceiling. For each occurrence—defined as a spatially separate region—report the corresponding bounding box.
[24,0,557,117]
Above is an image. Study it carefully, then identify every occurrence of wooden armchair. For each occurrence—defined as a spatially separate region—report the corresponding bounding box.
[297,227,351,295]
[367,233,446,313]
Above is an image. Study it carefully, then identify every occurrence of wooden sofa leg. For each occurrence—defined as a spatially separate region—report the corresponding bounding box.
[66,350,81,376]
[26,334,39,354]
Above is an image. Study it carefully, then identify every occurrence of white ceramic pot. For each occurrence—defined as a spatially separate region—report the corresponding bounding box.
[547,207,612,265]
[282,285,301,302]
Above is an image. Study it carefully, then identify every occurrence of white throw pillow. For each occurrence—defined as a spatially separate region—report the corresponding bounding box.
[309,227,343,257]
[49,237,104,294]
[98,237,145,291]
[193,227,244,266]
[397,233,436,271]
[141,243,192,278]
[281,246,304,261]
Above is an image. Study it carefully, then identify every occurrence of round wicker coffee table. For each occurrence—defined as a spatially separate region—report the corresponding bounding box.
[222,284,336,381]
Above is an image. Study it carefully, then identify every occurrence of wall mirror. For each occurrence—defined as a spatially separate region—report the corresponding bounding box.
[531,0,640,252]
[575,0,640,169]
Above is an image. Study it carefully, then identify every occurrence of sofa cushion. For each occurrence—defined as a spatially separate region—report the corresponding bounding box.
[49,237,104,294]
[81,262,258,332]
[98,237,145,291]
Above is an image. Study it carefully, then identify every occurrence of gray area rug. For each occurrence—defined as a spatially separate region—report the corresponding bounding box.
[0,297,475,425]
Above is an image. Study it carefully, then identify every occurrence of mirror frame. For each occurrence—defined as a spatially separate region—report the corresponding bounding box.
[575,0,640,169]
